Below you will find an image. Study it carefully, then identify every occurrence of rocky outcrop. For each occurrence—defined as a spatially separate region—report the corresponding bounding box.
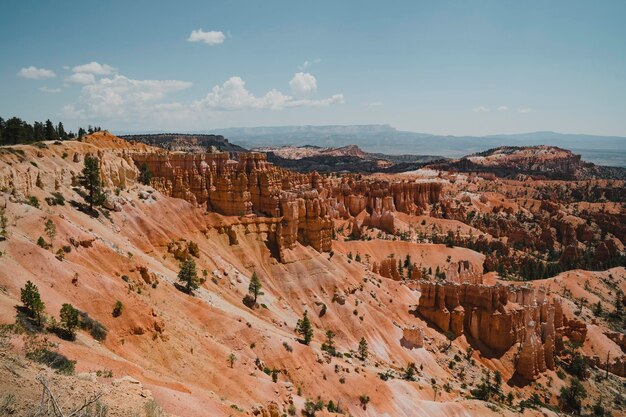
[402,326,424,349]
[416,282,569,379]
[132,151,443,262]
[517,319,547,380]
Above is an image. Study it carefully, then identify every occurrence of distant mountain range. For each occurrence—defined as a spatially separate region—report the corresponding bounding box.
[210,125,626,168]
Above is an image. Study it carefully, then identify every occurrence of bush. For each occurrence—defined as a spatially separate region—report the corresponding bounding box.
[560,378,587,414]
[27,196,40,208]
[187,241,200,258]
[25,339,75,375]
[566,352,588,379]
[470,382,490,401]
[242,294,256,308]
[50,192,65,206]
[78,310,108,341]
[302,398,324,417]
[359,395,370,409]
[37,236,47,248]
[144,399,165,417]
[112,301,123,318]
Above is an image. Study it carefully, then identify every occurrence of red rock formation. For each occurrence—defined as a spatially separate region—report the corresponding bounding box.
[402,326,424,348]
[517,319,547,380]
[132,151,443,262]
[416,281,564,379]
[378,258,401,281]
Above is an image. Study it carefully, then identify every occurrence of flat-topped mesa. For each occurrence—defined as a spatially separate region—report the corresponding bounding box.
[416,281,567,380]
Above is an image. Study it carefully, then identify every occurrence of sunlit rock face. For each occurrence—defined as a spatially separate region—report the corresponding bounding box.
[132,151,442,261]
[415,281,570,380]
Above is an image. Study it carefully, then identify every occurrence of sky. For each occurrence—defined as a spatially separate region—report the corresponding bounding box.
[1,0,625,136]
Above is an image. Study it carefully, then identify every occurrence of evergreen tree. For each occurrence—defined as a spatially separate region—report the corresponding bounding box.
[321,329,336,355]
[615,289,623,317]
[78,127,87,138]
[295,310,313,345]
[60,303,79,337]
[5,117,25,145]
[559,378,587,414]
[20,280,45,325]
[358,337,369,360]
[44,219,56,241]
[33,121,45,141]
[139,162,152,185]
[57,122,68,140]
[403,362,417,381]
[44,119,58,141]
[227,352,237,368]
[178,258,199,294]
[78,155,105,211]
[248,271,263,303]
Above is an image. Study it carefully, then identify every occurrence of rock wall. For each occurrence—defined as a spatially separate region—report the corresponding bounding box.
[132,151,443,261]
[416,282,568,380]
[0,147,137,201]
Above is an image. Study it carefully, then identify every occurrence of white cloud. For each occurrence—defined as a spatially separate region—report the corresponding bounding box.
[298,59,321,70]
[59,105,85,119]
[187,29,225,45]
[79,75,193,118]
[39,86,62,93]
[497,105,509,111]
[61,70,342,127]
[18,66,56,79]
[472,106,489,112]
[518,107,533,113]
[66,73,96,85]
[289,72,317,95]
[72,62,117,75]
[194,76,343,111]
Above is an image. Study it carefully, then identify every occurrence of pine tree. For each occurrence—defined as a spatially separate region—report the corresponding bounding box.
[295,310,313,345]
[248,272,263,303]
[78,127,86,138]
[139,162,152,185]
[321,330,336,355]
[78,155,105,211]
[44,219,56,242]
[403,362,417,381]
[358,337,368,360]
[178,258,199,294]
[44,119,58,141]
[20,280,45,325]
[57,122,68,140]
[615,289,624,317]
[227,352,237,368]
[60,303,79,337]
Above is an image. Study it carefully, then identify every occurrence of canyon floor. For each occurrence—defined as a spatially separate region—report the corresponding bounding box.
[0,132,625,416]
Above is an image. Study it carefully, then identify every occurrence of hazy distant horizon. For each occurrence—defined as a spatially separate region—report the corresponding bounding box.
[115,124,626,140]
[118,124,626,167]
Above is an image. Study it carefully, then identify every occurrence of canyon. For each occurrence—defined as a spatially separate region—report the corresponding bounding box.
[0,132,624,416]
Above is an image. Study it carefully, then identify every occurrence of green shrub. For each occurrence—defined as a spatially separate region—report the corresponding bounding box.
[112,300,123,318]
[78,310,108,341]
[27,196,40,208]
[27,348,75,374]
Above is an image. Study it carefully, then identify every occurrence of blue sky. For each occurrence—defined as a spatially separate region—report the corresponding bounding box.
[1,0,625,136]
